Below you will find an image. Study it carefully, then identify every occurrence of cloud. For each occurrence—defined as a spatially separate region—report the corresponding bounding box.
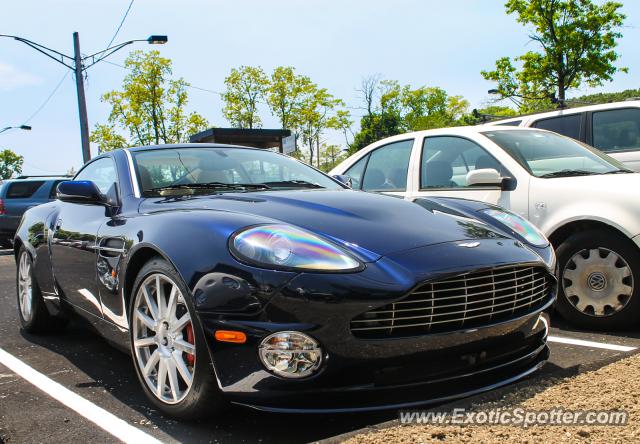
[0,62,43,91]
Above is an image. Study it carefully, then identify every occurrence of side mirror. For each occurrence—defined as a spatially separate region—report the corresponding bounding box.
[332,174,353,188]
[466,168,503,187]
[56,181,106,204]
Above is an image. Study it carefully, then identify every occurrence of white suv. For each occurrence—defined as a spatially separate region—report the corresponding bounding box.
[330,126,640,330]
[487,100,640,171]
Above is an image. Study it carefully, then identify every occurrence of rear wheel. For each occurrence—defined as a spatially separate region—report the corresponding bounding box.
[556,230,640,330]
[129,258,225,419]
[16,247,67,334]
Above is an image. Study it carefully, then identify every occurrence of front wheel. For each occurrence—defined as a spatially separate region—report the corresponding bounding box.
[556,230,640,330]
[129,258,225,419]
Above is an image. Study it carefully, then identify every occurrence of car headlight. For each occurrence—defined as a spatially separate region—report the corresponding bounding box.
[259,331,323,378]
[480,208,548,247]
[230,224,362,271]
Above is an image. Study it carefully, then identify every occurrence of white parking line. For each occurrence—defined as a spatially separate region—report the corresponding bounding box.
[548,335,637,352]
[0,347,162,444]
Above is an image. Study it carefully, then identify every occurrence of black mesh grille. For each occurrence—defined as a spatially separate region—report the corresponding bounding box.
[351,266,554,338]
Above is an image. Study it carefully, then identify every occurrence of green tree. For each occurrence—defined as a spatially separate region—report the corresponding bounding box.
[91,124,128,153]
[266,66,311,130]
[350,113,404,153]
[327,109,354,150]
[318,144,347,172]
[91,50,208,151]
[0,149,23,179]
[298,84,343,167]
[402,87,469,130]
[222,66,269,129]
[482,0,626,107]
[350,79,405,153]
[350,79,470,152]
[574,88,640,105]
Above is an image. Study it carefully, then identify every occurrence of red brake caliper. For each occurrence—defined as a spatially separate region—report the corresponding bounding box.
[185,323,195,366]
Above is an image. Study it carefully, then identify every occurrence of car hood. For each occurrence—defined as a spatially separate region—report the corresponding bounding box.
[138,190,506,259]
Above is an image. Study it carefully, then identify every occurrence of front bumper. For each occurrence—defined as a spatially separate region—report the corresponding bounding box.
[244,345,549,413]
[194,238,555,412]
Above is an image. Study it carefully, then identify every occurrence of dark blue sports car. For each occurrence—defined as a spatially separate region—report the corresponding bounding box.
[14,144,556,418]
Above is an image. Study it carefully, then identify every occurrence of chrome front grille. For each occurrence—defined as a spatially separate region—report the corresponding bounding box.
[351,266,554,338]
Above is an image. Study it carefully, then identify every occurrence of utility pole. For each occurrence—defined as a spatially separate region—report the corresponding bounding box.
[73,32,91,164]
[0,33,167,165]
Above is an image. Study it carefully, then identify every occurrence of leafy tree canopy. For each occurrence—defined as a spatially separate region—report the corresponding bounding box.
[350,78,469,152]
[0,149,24,179]
[482,0,626,109]
[91,50,208,152]
[222,66,269,129]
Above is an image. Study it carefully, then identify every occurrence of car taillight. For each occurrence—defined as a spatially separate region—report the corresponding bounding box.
[0,198,5,215]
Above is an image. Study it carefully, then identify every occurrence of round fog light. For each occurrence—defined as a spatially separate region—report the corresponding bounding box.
[259,331,322,378]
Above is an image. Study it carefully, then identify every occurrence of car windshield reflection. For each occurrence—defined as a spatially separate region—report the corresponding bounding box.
[482,130,632,178]
[132,147,343,196]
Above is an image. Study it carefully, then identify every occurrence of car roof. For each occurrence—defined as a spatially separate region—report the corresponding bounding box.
[126,143,270,153]
[488,100,640,125]
[2,176,68,183]
[368,125,549,141]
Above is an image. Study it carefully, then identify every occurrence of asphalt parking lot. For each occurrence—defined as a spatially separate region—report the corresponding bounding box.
[1,249,640,443]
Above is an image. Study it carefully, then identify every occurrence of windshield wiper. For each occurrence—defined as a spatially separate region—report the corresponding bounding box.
[539,169,601,178]
[600,169,634,175]
[262,180,325,189]
[148,182,271,195]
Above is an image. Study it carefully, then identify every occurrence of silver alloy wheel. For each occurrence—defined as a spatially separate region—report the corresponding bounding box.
[132,273,196,405]
[563,247,634,317]
[18,251,33,322]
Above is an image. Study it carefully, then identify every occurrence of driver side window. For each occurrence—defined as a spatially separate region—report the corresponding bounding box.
[75,157,117,195]
[345,140,413,192]
[421,136,505,189]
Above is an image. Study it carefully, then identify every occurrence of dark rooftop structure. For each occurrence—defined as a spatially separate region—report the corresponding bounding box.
[189,128,292,153]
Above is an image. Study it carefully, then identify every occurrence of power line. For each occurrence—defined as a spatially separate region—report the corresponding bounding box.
[104,0,135,50]
[22,71,70,124]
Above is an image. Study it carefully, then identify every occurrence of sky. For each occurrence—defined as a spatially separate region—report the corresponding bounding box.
[1,0,639,175]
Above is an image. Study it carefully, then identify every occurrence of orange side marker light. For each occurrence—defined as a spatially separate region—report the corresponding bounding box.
[215,330,247,344]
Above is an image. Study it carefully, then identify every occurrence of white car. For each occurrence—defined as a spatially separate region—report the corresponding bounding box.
[487,100,640,171]
[330,126,640,329]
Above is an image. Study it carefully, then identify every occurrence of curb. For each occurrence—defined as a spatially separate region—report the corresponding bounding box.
[316,349,640,443]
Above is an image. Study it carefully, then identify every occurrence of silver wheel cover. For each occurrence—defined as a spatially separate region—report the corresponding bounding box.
[18,252,33,322]
[563,247,634,317]
[132,273,196,404]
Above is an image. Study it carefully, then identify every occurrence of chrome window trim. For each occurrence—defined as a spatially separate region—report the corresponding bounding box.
[123,149,141,198]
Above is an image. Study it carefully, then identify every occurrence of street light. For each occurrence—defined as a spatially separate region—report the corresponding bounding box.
[0,125,32,135]
[0,33,168,163]
[147,35,168,44]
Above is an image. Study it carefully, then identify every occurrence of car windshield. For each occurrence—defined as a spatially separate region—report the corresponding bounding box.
[481,129,631,178]
[132,147,343,196]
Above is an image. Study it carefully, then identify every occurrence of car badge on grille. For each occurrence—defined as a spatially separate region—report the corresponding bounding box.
[457,242,480,248]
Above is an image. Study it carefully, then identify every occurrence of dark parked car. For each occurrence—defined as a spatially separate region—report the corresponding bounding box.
[14,144,556,418]
[0,176,69,248]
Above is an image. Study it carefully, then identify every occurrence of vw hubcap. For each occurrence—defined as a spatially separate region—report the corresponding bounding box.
[18,252,33,322]
[132,274,195,404]
[563,248,633,317]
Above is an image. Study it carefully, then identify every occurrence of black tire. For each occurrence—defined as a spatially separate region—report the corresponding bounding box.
[129,257,226,419]
[555,230,640,330]
[16,247,67,334]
